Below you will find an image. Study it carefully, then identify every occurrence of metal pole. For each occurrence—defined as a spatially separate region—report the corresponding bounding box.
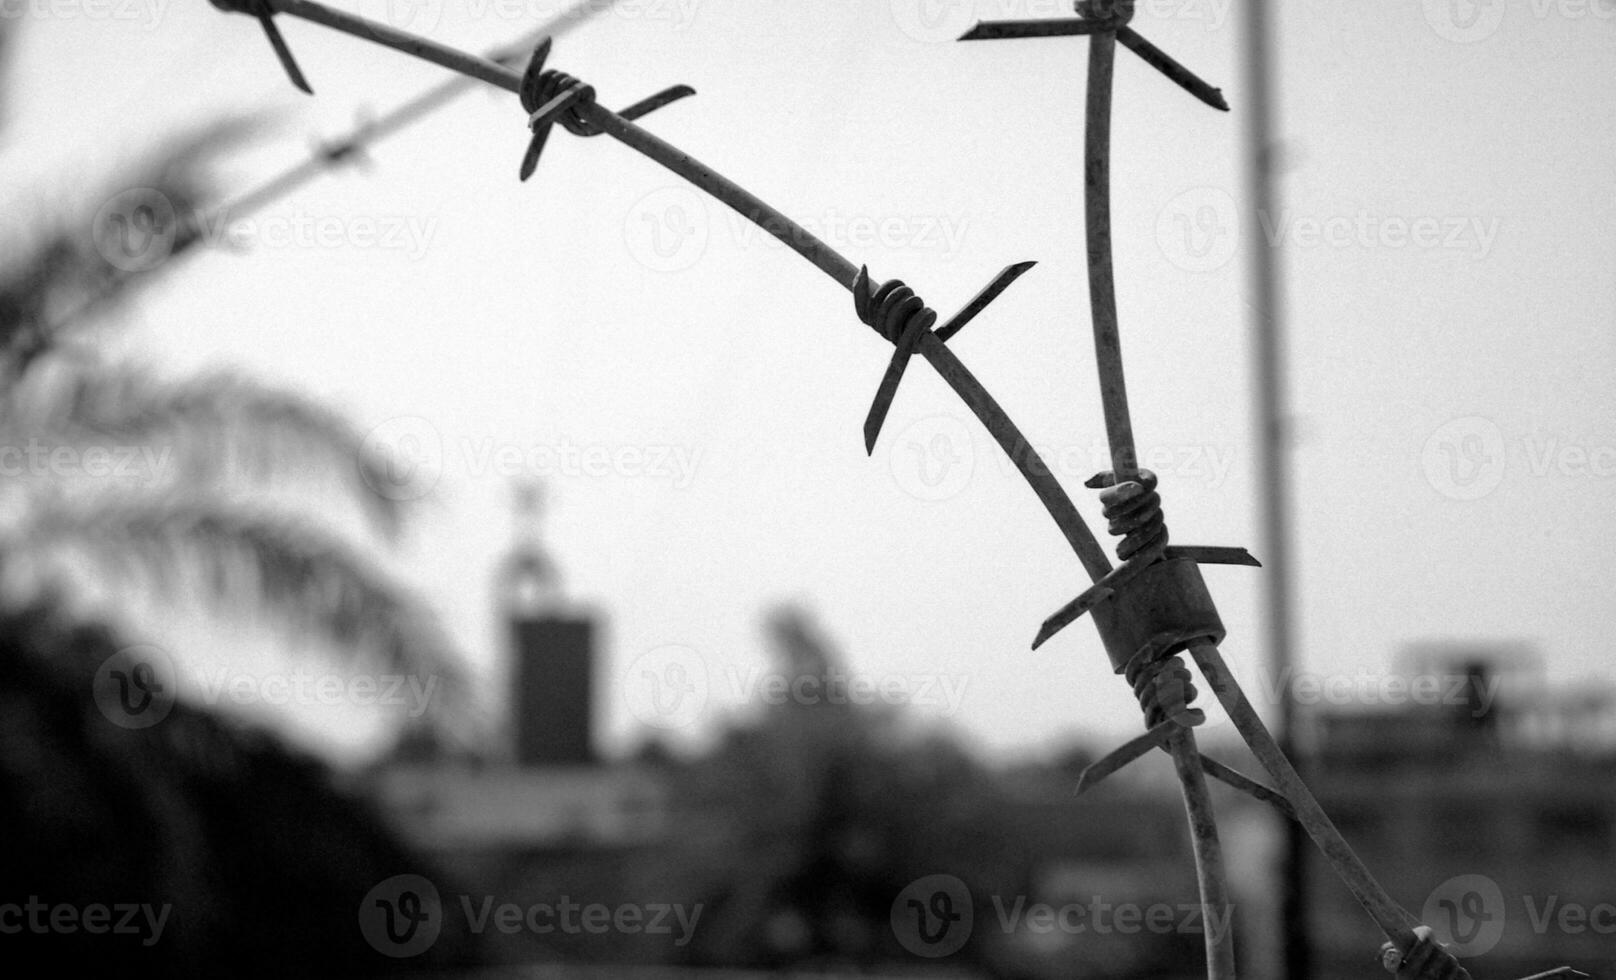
[1239,0,1304,975]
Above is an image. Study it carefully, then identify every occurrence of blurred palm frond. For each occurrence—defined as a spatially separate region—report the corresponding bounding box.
[10,361,407,537]
[12,496,465,717]
[1,114,265,380]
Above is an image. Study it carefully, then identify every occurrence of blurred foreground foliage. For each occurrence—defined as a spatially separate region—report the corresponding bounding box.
[0,18,480,974]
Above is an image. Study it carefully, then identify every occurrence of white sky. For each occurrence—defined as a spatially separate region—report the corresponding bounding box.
[5,0,1613,761]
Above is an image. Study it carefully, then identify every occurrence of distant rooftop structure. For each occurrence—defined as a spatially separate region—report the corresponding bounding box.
[372,481,666,855]
[499,478,563,617]
[1308,640,1616,766]
[1289,639,1616,980]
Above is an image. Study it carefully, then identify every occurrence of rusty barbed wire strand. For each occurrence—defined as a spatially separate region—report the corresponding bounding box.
[962,4,1237,974]
[962,1,1582,972]
[193,6,1591,977]
[44,2,612,346]
[208,0,1117,586]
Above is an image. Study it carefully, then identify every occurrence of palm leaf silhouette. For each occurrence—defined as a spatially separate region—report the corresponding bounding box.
[11,495,467,722]
[12,361,410,537]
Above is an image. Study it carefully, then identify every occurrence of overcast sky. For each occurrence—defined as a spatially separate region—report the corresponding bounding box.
[6,0,1613,761]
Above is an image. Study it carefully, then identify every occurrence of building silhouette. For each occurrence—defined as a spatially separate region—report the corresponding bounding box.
[1289,642,1615,980]
[369,482,666,957]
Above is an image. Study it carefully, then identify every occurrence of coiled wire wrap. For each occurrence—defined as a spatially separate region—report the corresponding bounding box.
[1088,468,1169,562]
[1380,927,1471,980]
[853,274,938,345]
[520,65,603,137]
[1125,650,1199,727]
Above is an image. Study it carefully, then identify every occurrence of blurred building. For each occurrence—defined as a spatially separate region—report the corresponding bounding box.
[989,769,1210,980]
[1293,642,1616,980]
[367,484,668,960]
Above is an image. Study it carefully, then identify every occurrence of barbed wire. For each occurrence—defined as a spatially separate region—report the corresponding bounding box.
[191,3,1589,978]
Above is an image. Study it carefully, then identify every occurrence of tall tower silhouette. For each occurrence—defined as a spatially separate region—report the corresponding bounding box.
[499,481,596,767]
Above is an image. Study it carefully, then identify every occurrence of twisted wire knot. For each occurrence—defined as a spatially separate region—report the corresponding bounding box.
[520,63,602,137]
[1380,927,1472,980]
[854,275,938,346]
[1125,651,1199,728]
[1074,0,1135,25]
[1088,467,1168,562]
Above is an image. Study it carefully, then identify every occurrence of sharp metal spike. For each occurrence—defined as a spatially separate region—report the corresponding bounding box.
[862,312,934,455]
[1198,754,1296,820]
[258,13,313,94]
[1075,719,1180,795]
[934,260,1036,342]
[519,122,554,181]
[1116,27,1228,111]
[617,84,697,121]
[1163,545,1261,567]
[1033,581,1114,648]
[530,35,552,73]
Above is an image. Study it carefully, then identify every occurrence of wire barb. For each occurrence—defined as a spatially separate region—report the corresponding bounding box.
[517,37,695,181]
[1074,651,1204,794]
[209,0,313,94]
[957,0,1228,112]
[853,262,1035,454]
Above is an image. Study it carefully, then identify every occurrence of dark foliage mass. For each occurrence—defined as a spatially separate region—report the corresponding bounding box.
[0,19,484,975]
[0,602,484,975]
